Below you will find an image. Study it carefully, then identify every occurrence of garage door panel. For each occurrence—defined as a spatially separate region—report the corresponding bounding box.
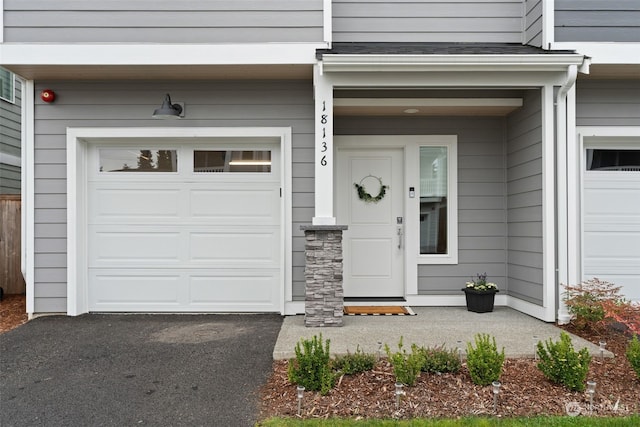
[583,170,640,302]
[90,187,184,220]
[190,188,279,224]
[190,273,279,309]
[90,229,183,265]
[190,231,278,263]
[89,274,183,309]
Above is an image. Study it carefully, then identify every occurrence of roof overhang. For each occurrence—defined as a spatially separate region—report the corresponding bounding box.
[0,43,325,80]
[317,43,585,74]
[320,53,586,73]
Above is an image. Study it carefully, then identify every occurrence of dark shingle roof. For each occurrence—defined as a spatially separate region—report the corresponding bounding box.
[317,42,576,59]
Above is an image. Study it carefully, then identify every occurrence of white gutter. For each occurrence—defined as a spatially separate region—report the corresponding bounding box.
[555,64,578,325]
[320,54,585,73]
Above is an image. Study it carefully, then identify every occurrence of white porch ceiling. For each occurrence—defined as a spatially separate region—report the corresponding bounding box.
[333,97,523,116]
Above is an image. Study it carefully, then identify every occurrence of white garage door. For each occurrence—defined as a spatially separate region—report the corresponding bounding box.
[583,148,640,301]
[87,143,281,312]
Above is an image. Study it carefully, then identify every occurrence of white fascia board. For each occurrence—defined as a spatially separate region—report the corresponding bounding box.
[552,43,640,64]
[0,43,327,66]
[321,54,585,73]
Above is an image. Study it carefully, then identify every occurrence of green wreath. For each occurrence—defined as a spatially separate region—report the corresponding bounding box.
[354,175,388,203]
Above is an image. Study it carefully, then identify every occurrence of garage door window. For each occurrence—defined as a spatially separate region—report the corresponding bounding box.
[194,150,271,173]
[99,149,178,172]
[586,149,640,171]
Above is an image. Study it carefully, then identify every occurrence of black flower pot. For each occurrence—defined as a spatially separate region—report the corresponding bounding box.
[462,288,499,313]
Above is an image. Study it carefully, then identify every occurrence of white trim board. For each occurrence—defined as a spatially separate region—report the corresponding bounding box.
[66,127,292,316]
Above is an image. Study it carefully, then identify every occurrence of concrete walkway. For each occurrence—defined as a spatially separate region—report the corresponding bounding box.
[273,306,612,360]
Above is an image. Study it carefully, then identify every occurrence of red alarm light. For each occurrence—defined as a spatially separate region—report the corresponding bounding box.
[40,89,56,103]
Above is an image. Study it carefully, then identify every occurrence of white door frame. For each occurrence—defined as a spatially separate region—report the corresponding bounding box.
[334,135,456,300]
[66,127,292,316]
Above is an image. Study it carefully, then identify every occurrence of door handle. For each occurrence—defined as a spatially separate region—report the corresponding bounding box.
[397,226,403,249]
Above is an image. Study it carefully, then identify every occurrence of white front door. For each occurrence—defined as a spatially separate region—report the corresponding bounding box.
[336,147,404,298]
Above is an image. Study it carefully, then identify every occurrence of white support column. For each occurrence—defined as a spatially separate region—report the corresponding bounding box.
[541,85,557,322]
[312,64,336,225]
[22,80,35,317]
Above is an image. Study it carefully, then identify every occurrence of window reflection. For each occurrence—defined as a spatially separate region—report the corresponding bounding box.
[586,149,640,171]
[420,147,448,254]
[99,149,178,172]
[194,150,271,173]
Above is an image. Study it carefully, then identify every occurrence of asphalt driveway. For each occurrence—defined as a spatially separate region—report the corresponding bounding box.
[0,313,283,427]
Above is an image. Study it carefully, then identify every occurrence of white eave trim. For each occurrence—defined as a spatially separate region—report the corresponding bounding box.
[551,42,640,65]
[0,42,327,66]
[320,54,585,73]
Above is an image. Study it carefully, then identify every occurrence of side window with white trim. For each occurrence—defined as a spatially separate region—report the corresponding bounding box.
[0,68,15,103]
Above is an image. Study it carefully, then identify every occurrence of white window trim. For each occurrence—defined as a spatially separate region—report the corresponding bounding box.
[66,127,292,316]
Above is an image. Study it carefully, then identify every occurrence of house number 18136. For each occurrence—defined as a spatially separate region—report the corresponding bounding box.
[320,101,328,167]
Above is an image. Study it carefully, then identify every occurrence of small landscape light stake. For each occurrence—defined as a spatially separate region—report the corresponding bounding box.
[492,381,501,413]
[296,385,305,416]
[377,341,383,361]
[395,382,405,409]
[532,335,539,360]
[587,380,596,414]
[457,340,463,363]
[599,341,607,362]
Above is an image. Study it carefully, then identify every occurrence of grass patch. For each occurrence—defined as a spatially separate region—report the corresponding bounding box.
[258,416,640,427]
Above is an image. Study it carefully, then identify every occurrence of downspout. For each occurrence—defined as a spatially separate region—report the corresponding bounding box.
[555,64,578,325]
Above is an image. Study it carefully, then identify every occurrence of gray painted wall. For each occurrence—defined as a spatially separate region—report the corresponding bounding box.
[3,0,324,43]
[31,80,314,313]
[332,0,524,43]
[334,115,509,295]
[1,74,21,194]
[524,0,543,47]
[555,0,640,42]
[505,89,543,305]
[576,80,640,127]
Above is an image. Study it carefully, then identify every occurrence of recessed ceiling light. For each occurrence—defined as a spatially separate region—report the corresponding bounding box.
[403,108,420,114]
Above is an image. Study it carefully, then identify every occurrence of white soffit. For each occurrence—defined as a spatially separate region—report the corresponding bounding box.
[333,98,523,116]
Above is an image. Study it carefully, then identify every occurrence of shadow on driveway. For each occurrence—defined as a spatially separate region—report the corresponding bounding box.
[1,314,283,427]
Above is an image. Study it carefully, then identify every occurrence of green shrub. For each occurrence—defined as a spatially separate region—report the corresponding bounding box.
[466,333,505,386]
[415,345,461,374]
[332,346,376,375]
[626,335,640,379]
[384,337,424,386]
[564,278,622,330]
[536,332,591,391]
[287,334,335,395]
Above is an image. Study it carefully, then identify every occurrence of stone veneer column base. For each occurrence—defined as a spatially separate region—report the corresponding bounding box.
[301,225,348,327]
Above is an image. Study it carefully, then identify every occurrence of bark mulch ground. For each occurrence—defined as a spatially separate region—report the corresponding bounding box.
[0,294,28,333]
[259,325,640,420]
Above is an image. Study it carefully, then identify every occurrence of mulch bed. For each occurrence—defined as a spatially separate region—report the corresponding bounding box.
[259,326,640,420]
[0,294,28,333]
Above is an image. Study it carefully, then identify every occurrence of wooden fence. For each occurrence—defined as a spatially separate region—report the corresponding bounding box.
[1,195,26,294]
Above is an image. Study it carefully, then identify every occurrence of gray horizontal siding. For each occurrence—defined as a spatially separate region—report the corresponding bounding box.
[1,72,21,194]
[525,0,543,47]
[0,164,21,194]
[333,0,524,43]
[505,89,543,306]
[4,0,323,43]
[576,80,640,127]
[555,0,640,42]
[335,115,508,294]
[32,80,314,313]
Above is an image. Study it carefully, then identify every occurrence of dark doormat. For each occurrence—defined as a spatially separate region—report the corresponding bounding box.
[343,306,416,316]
